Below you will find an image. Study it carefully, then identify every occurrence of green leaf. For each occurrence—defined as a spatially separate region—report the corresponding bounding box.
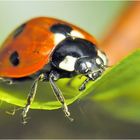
[90,49,140,123]
[0,49,140,123]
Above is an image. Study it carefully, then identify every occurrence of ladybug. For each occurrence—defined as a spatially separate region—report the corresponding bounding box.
[0,17,107,123]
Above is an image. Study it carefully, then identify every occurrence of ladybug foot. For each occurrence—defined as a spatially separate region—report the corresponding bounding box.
[21,106,30,124]
[62,103,74,122]
[6,107,22,116]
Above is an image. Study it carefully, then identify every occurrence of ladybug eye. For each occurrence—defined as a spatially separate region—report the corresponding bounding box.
[50,23,72,35]
[9,51,20,66]
[13,23,26,38]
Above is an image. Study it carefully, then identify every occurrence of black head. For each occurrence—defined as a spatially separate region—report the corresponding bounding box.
[75,55,106,80]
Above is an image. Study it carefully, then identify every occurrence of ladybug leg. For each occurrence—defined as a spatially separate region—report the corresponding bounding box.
[79,77,90,91]
[6,106,22,116]
[0,77,13,84]
[79,70,103,91]
[49,71,73,122]
[21,74,44,124]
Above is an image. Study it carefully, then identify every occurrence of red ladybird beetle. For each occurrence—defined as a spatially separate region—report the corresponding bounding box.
[0,17,108,123]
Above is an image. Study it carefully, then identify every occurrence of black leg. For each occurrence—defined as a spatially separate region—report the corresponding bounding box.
[21,74,44,124]
[79,70,103,91]
[49,71,73,122]
[79,78,90,91]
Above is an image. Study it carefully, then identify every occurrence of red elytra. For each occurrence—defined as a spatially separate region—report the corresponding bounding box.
[0,17,97,78]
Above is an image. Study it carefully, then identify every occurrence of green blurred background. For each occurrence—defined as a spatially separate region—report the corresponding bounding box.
[1,1,140,139]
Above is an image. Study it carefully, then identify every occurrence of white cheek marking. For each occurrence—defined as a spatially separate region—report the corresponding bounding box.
[97,50,108,65]
[54,33,66,46]
[59,56,77,71]
[70,30,85,39]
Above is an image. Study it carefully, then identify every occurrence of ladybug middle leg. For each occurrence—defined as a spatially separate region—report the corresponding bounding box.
[49,70,73,122]
[21,74,45,124]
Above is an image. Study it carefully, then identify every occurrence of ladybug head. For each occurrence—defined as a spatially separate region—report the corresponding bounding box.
[75,56,106,80]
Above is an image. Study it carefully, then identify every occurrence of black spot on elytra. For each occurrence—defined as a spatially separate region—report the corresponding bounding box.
[9,51,20,66]
[13,23,26,38]
[50,23,72,36]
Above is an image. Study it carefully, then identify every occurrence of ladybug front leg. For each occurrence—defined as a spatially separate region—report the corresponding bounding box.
[79,70,103,91]
[79,77,90,91]
[21,74,44,124]
[49,71,73,122]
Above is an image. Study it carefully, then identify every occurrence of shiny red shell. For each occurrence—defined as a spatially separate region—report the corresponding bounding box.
[0,17,97,78]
